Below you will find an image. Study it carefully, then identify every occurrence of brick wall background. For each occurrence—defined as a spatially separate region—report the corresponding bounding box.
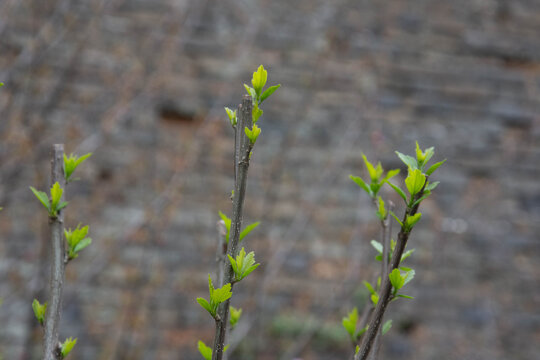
[0,0,539,359]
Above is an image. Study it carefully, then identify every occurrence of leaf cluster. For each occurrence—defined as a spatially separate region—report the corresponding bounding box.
[223,65,280,145]
[363,279,381,306]
[388,142,444,207]
[228,247,260,283]
[30,182,68,218]
[371,239,414,264]
[245,65,281,107]
[64,153,92,183]
[342,307,367,343]
[388,268,415,300]
[65,225,92,261]
[229,306,242,329]
[350,155,399,199]
[245,124,262,144]
[32,299,47,325]
[197,275,232,319]
[218,211,260,244]
[60,337,77,358]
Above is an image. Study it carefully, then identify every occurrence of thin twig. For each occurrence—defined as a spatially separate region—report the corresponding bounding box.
[369,200,394,359]
[212,96,253,360]
[43,144,65,360]
[216,220,228,288]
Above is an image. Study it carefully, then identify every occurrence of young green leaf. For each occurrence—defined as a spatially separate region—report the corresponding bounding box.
[56,201,68,212]
[389,269,405,291]
[65,225,92,260]
[376,196,386,220]
[230,306,243,329]
[405,213,422,231]
[395,151,417,169]
[362,154,381,182]
[363,281,376,295]
[342,307,358,340]
[411,191,431,207]
[197,275,233,319]
[405,168,426,197]
[260,84,281,103]
[397,294,414,299]
[211,282,232,304]
[196,297,214,318]
[402,269,415,286]
[49,182,64,214]
[357,325,368,338]
[64,153,92,182]
[245,124,261,144]
[370,240,383,254]
[425,181,439,191]
[426,159,446,175]
[244,84,256,100]
[30,187,51,212]
[239,221,260,241]
[198,340,212,360]
[227,247,260,282]
[350,175,373,197]
[385,181,407,203]
[382,319,393,335]
[251,65,268,97]
[383,168,400,181]
[400,249,415,262]
[224,107,237,127]
[370,293,379,306]
[389,211,403,227]
[60,337,77,358]
[252,103,263,124]
[32,299,47,325]
[370,182,383,196]
[415,142,434,168]
[73,237,92,254]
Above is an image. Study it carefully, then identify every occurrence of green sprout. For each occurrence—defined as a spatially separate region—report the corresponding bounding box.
[64,225,92,261]
[196,275,232,319]
[229,306,242,329]
[245,124,262,144]
[244,65,281,106]
[224,107,237,127]
[388,268,415,299]
[387,143,445,206]
[64,153,92,183]
[60,337,77,358]
[228,247,260,283]
[30,182,68,218]
[350,154,399,198]
[218,211,260,243]
[32,299,47,325]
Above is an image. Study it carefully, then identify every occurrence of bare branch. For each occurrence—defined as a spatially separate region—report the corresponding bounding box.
[212,96,253,360]
[216,220,228,288]
[369,200,394,359]
[43,144,66,360]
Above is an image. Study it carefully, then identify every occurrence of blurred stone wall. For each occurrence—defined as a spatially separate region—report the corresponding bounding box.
[0,0,538,359]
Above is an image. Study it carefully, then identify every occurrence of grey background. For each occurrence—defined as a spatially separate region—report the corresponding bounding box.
[0,0,539,359]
